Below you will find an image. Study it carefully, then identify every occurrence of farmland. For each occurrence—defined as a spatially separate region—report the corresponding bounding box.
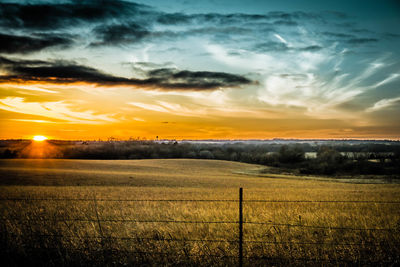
[1,139,400,178]
[0,159,399,266]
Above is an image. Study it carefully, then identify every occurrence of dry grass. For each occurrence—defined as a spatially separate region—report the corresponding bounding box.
[0,159,399,266]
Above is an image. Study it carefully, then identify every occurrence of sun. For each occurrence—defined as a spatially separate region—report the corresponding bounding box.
[33,135,47,141]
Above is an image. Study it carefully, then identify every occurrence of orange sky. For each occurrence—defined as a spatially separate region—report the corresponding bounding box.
[1,1,399,140]
[0,81,399,140]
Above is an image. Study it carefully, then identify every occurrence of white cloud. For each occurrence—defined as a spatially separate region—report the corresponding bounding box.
[128,90,270,119]
[372,73,400,88]
[274,33,288,44]
[128,102,170,113]
[129,100,208,117]
[15,86,58,94]
[133,117,146,122]
[0,97,116,124]
[206,37,395,119]
[205,44,277,71]
[10,119,56,123]
[366,96,400,112]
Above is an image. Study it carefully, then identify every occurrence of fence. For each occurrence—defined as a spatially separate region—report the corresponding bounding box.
[1,188,400,266]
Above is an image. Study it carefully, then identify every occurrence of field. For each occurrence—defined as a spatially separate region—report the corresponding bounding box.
[1,159,400,266]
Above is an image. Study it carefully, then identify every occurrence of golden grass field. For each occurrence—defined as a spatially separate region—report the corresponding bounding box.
[0,159,399,266]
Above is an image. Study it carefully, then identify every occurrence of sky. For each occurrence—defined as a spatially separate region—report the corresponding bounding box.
[0,0,399,140]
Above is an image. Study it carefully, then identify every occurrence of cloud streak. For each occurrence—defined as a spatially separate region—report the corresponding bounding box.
[0,97,116,124]
[366,96,400,112]
[0,33,73,54]
[0,56,252,91]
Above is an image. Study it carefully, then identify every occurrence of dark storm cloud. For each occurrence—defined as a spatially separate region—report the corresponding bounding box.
[0,0,152,30]
[0,56,132,84]
[0,0,389,69]
[318,31,381,47]
[266,11,323,21]
[384,32,400,39]
[351,28,372,34]
[91,22,151,46]
[321,32,355,39]
[0,56,252,90]
[157,13,192,25]
[253,42,289,52]
[131,62,174,69]
[91,23,251,47]
[253,42,322,53]
[146,68,253,89]
[347,38,378,44]
[1,0,372,50]
[136,10,359,47]
[127,61,175,77]
[273,20,298,26]
[0,33,72,54]
[157,13,271,26]
[156,11,323,26]
[300,45,323,51]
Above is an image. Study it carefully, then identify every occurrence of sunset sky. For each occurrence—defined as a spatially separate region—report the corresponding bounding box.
[0,0,399,140]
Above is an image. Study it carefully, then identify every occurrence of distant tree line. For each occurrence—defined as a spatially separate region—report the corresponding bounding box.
[268,145,400,176]
[0,140,399,176]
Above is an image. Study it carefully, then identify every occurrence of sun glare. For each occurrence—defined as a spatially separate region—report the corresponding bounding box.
[33,135,47,141]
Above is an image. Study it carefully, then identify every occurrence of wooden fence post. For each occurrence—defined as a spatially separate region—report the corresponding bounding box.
[239,187,243,267]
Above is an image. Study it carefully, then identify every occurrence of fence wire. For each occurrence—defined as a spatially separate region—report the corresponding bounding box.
[0,217,396,231]
[1,198,400,203]
[1,195,399,265]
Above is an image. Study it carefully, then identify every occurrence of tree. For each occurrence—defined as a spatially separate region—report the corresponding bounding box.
[277,145,305,164]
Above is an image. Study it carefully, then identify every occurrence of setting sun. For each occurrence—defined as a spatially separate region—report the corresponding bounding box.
[33,135,47,141]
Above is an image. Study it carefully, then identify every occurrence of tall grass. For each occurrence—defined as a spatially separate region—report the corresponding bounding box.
[1,185,399,266]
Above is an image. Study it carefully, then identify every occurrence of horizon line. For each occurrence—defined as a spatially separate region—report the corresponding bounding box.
[1,138,400,142]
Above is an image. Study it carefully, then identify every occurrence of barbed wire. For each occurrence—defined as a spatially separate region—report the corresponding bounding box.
[243,221,396,231]
[0,198,399,203]
[0,218,237,224]
[2,195,399,265]
[1,217,396,231]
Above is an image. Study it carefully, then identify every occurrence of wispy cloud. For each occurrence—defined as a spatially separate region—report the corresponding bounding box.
[9,119,57,123]
[12,86,58,94]
[372,73,400,88]
[274,33,288,44]
[207,38,397,120]
[366,96,400,112]
[128,102,170,113]
[0,97,117,124]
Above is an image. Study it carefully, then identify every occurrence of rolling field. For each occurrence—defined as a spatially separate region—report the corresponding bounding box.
[0,159,399,266]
